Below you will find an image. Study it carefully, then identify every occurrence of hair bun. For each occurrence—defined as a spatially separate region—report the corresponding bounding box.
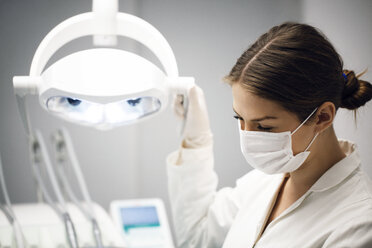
[341,69,372,110]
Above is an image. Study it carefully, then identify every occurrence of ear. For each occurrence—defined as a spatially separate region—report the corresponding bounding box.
[314,102,336,133]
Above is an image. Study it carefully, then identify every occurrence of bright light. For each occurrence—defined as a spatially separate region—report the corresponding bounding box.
[47,96,161,128]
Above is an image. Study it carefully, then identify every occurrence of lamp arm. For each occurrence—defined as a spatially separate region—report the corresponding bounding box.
[92,0,118,46]
[25,12,178,78]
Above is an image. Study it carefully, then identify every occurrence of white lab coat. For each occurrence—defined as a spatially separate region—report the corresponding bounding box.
[166,140,372,248]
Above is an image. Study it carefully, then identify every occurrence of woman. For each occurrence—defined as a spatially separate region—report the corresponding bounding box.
[166,22,372,248]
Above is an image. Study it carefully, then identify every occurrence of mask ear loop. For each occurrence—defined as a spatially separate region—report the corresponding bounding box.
[291,108,318,135]
[292,108,320,152]
[304,132,319,152]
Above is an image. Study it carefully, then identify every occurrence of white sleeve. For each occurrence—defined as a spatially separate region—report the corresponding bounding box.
[166,144,242,248]
[322,214,372,248]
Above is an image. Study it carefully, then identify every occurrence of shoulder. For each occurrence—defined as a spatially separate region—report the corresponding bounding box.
[323,211,372,248]
[359,169,372,197]
[322,167,372,246]
[338,168,372,208]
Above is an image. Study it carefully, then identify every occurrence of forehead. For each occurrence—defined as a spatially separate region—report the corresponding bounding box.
[231,83,286,117]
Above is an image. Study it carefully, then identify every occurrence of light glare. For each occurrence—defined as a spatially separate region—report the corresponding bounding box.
[46,96,161,128]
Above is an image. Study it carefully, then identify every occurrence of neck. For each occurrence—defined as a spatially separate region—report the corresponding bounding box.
[288,126,346,192]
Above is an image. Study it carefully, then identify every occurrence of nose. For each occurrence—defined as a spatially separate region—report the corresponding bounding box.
[239,120,256,131]
[239,120,249,131]
[239,120,244,130]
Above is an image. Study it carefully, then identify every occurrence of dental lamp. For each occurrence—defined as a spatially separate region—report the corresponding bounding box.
[13,0,194,131]
[11,0,192,245]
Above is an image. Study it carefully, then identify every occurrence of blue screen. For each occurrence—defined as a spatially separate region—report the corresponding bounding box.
[120,206,160,233]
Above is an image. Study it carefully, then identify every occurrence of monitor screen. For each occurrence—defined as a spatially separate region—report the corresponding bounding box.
[120,206,160,233]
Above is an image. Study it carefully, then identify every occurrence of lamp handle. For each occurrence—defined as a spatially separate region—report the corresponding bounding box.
[167,77,196,136]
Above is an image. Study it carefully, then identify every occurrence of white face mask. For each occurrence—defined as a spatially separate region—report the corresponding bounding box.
[239,108,318,174]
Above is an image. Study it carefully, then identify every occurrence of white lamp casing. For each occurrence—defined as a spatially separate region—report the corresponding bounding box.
[40,49,168,105]
[13,0,195,130]
[39,48,170,129]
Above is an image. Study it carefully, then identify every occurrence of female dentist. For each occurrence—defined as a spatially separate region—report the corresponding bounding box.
[166,22,372,248]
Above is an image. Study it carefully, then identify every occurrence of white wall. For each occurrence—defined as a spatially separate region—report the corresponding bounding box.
[302,0,372,177]
[0,0,371,235]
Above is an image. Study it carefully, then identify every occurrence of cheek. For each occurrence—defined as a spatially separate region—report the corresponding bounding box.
[291,126,315,155]
[291,134,304,155]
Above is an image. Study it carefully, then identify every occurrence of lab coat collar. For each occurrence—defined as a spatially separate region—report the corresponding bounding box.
[310,139,360,192]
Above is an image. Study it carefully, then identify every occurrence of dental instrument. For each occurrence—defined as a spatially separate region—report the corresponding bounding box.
[0,154,27,248]
[51,128,104,248]
[30,130,79,248]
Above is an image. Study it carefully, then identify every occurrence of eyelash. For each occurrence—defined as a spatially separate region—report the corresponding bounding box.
[257,125,273,131]
[233,115,243,121]
[233,115,273,131]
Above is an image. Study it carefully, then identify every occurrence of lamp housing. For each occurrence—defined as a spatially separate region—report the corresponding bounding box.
[13,0,194,130]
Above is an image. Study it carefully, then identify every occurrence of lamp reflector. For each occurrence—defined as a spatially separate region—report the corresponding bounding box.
[46,96,161,129]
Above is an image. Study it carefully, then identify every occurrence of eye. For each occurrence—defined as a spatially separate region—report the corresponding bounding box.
[233,115,243,121]
[257,124,273,131]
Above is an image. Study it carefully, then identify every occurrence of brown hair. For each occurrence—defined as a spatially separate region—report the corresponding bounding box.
[224,22,372,122]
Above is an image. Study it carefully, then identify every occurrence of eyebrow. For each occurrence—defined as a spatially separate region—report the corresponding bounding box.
[233,107,278,122]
